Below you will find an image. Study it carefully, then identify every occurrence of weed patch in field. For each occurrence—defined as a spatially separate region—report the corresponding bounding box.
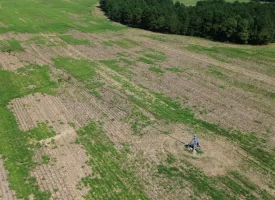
[0,39,24,52]
[119,58,136,67]
[0,65,57,199]
[157,160,227,199]
[110,38,139,48]
[149,67,164,73]
[100,59,134,78]
[76,121,149,199]
[117,51,131,57]
[137,49,167,61]
[157,154,271,199]
[59,35,93,46]
[102,41,113,47]
[137,57,155,65]
[205,65,275,99]
[42,155,51,165]
[100,60,124,73]
[54,57,105,96]
[186,44,275,63]
[144,53,167,61]
[124,107,152,135]
[27,123,56,141]
[233,81,275,99]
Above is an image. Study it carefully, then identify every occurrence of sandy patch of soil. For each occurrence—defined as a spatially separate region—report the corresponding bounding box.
[72,45,118,60]
[0,156,18,200]
[32,127,91,200]
[8,93,99,199]
[130,124,244,176]
[128,34,275,135]
[0,52,24,71]
[22,45,80,66]
[8,93,99,132]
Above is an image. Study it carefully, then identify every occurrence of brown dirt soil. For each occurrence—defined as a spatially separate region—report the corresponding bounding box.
[8,93,98,199]
[0,156,18,200]
[32,127,91,200]
[130,124,244,176]
[4,27,275,199]
[8,92,100,133]
[0,52,24,71]
[123,32,275,136]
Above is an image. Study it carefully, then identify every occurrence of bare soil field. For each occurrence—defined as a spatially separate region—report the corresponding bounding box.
[0,156,18,200]
[0,0,275,200]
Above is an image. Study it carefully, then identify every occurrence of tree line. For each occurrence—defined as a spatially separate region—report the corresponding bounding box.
[100,0,275,44]
[260,0,275,2]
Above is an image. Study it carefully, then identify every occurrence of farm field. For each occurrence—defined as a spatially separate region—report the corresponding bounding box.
[0,0,275,199]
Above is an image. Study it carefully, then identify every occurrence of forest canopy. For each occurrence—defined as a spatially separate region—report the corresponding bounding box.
[100,0,275,44]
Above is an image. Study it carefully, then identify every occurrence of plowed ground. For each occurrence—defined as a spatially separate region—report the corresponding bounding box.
[0,0,275,200]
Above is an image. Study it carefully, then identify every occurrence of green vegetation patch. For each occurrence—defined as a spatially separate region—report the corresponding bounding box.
[144,53,167,61]
[116,51,132,57]
[207,66,226,79]
[157,154,272,200]
[0,39,24,52]
[76,121,149,199]
[42,155,51,165]
[233,81,275,99]
[157,163,227,199]
[54,57,98,81]
[102,41,113,47]
[53,57,104,97]
[205,65,275,99]
[100,60,124,73]
[100,59,134,78]
[186,45,275,64]
[110,38,139,48]
[0,0,124,34]
[26,123,56,141]
[137,57,155,65]
[149,67,164,73]
[119,58,136,67]
[137,49,167,61]
[59,35,93,46]
[0,65,57,199]
[123,106,152,135]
